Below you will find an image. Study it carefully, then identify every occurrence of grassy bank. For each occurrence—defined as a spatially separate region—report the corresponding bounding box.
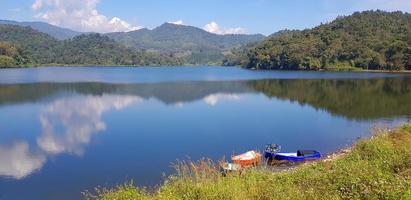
[85,124,411,200]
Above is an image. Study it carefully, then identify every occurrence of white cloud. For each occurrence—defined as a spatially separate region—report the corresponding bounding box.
[37,95,141,155]
[170,20,184,25]
[203,93,240,106]
[174,102,184,108]
[32,0,42,10]
[31,0,142,32]
[0,94,142,180]
[204,22,246,35]
[0,142,46,179]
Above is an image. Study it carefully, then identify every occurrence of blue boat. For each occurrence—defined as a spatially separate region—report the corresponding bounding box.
[265,149,322,162]
[264,145,321,162]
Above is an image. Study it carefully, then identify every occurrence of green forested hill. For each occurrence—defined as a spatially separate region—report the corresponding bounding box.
[0,23,264,67]
[244,11,411,70]
[0,25,60,65]
[2,11,410,69]
[0,20,82,40]
[0,25,182,67]
[55,34,182,66]
[107,23,266,65]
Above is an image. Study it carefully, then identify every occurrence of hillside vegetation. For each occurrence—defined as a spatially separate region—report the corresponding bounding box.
[0,20,82,40]
[1,10,410,69]
[243,11,411,70]
[107,23,265,65]
[0,22,264,67]
[0,25,182,67]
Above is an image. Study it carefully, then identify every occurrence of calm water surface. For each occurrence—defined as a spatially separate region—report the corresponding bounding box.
[0,67,410,200]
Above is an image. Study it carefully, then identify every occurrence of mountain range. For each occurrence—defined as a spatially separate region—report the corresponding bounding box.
[0,20,82,40]
[1,10,409,70]
[107,23,265,64]
[0,20,265,65]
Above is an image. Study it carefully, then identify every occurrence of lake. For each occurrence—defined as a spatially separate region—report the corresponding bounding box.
[0,67,410,200]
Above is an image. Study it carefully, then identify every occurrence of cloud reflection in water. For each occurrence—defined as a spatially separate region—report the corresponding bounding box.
[0,142,46,179]
[203,93,240,106]
[0,94,140,179]
[0,92,241,179]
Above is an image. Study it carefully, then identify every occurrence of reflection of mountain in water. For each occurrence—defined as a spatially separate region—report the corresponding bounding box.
[249,78,411,120]
[0,81,253,105]
[0,78,410,179]
[0,78,410,120]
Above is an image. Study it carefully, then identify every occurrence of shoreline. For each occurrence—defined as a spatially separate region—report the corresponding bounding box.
[265,146,353,173]
[1,65,410,74]
[361,69,411,74]
[86,124,411,199]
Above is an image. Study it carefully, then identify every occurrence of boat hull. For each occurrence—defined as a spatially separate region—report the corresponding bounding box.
[265,151,321,162]
[232,151,262,167]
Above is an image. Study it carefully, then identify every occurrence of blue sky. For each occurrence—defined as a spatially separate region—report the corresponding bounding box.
[0,0,410,35]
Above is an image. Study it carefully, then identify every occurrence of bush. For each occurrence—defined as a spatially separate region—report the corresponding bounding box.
[0,55,16,67]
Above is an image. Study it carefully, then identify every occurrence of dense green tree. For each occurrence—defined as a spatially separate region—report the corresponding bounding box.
[0,41,18,67]
[107,23,265,65]
[0,55,15,67]
[0,25,184,67]
[244,11,411,70]
[0,41,17,57]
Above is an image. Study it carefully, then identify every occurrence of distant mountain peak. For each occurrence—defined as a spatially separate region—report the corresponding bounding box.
[106,22,266,64]
[0,19,82,40]
[154,22,200,31]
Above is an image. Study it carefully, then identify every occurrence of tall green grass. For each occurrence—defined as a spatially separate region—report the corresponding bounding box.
[85,124,411,200]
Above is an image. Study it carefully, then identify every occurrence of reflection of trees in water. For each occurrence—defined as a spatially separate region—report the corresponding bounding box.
[0,81,252,106]
[0,78,410,179]
[0,78,409,119]
[0,95,139,179]
[249,78,411,119]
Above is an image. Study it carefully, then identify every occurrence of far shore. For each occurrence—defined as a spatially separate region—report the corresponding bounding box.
[1,65,411,73]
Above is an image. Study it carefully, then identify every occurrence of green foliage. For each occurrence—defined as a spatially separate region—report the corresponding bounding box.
[0,41,18,67]
[88,124,411,200]
[222,41,262,66]
[404,188,411,200]
[107,23,265,65]
[83,182,151,200]
[0,20,82,40]
[0,41,17,57]
[245,11,411,70]
[0,55,15,67]
[403,124,411,133]
[0,24,60,65]
[0,24,184,67]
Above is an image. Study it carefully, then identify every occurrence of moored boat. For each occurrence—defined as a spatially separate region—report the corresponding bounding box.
[232,151,262,167]
[270,150,322,162]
